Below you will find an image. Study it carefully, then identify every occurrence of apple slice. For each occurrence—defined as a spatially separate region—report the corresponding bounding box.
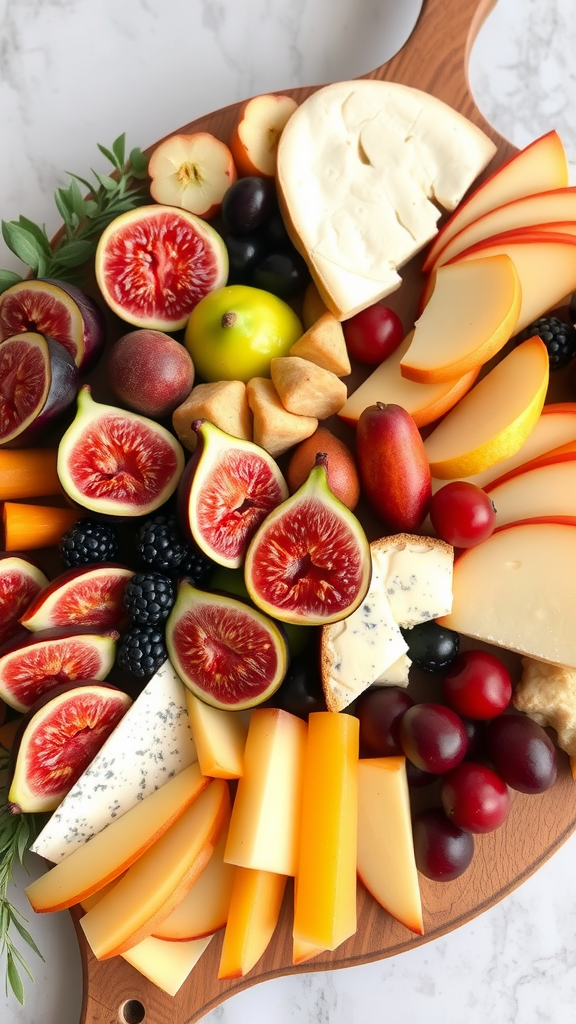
[423,130,568,272]
[24,762,209,913]
[148,133,237,219]
[229,93,298,178]
[427,231,576,335]
[400,255,521,383]
[152,817,235,940]
[218,866,287,979]
[338,332,478,429]
[357,757,423,935]
[434,186,576,268]
[80,777,230,959]
[424,337,549,479]
[485,452,576,528]
[432,402,576,491]
[437,520,576,667]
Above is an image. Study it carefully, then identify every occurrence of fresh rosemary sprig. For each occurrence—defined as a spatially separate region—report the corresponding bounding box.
[0,743,43,1005]
[0,132,149,294]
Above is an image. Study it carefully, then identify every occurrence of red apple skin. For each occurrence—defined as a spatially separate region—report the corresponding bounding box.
[356,403,432,531]
[108,330,195,419]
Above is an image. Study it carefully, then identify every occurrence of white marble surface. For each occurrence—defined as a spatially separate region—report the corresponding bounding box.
[2,0,576,1022]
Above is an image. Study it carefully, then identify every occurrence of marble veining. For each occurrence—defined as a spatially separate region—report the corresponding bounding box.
[2,1,576,1022]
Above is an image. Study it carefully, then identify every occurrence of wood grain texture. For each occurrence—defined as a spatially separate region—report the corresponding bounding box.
[70,0,576,1020]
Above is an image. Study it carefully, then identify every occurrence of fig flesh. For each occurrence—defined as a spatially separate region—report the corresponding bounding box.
[19,563,134,632]
[95,204,229,330]
[166,580,289,710]
[0,554,49,646]
[8,681,132,812]
[0,278,105,371]
[0,626,119,712]
[0,332,79,448]
[244,453,371,625]
[57,385,185,516]
[178,419,288,568]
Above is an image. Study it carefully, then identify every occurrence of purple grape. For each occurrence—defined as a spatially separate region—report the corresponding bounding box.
[356,687,414,756]
[413,807,474,881]
[485,714,557,794]
[399,702,468,774]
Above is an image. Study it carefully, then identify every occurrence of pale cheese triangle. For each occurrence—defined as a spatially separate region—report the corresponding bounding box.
[277,80,496,319]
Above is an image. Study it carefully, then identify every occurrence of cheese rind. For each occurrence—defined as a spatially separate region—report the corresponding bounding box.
[277,80,496,319]
[31,660,197,862]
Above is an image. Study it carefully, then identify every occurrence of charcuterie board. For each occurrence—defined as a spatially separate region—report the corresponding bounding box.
[58,0,576,1021]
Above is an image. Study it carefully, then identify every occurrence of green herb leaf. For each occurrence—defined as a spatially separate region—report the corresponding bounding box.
[112,133,126,168]
[6,951,24,1004]
[0,270,23,294]
[9,914,43,962]
[1,222,44,274]
[97,143,118,167]
[16,217,52,258]
[51,239,95,270]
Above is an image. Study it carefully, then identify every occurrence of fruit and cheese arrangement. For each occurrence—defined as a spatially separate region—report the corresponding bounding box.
[1,70,576,1016]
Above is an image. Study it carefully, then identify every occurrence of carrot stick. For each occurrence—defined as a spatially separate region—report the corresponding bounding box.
[3,502,79,551]
[0,449,61,500]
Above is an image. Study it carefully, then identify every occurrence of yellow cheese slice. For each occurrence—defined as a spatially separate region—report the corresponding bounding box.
[185,690,249,779]
[122,934,213,997]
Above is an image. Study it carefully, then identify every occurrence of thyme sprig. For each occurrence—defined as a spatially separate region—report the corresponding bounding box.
[0,743,43,1004]
[0,133,149,294]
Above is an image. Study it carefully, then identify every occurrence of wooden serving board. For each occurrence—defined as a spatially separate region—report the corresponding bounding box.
[71,0,576,1021]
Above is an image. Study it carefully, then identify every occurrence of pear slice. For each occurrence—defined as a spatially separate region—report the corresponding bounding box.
[289,312,351,377]
[247,377,318,457]
[270,356,347,419]
[172,380,252,452]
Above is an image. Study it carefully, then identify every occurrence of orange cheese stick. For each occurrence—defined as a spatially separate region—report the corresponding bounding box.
[0,449,60,500]
[293,711,359,951]
[3,502,78,551]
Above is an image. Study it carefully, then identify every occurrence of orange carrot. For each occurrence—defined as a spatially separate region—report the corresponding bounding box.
[3,502,79,551]
[0,449,61,500]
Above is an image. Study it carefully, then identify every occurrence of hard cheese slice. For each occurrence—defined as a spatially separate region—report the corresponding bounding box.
[277,79,496,319]
[31,660,197,862]
[371,534,454,628]
[122,934,213,997]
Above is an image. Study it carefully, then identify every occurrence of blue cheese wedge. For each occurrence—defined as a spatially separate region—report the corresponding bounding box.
[277,80,496,319]
[31,660,197,863]
[320,535,453,711]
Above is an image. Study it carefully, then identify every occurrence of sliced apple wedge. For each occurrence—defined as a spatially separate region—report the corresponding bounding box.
[434,186,576,268]
[229,93,298,178]
[437,520,576,667]
[424,337,549,479]
[357,757,423,935]
[433,402,576,491]
[218,867,287,979]
[338,332,478,429]
[25,762,209,913]
[149,133,237,219]
[400,256,521,383]
[485,453,576,528]
[80,778,230,959]
[423,130,568,272]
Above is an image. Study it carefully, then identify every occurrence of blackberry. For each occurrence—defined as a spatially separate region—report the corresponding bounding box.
[179,546,214,585]
[116,623,167,678]
[136,515,187,573]
[518,315,576,370]
[124,572,176,625]
[59,518,119,568]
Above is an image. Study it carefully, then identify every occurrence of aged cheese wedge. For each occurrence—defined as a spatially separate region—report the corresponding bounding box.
[123,934,213,996]
[218,867,287,979]
[224,708,307,876]
[25,762,209,913]
[486,454,576,528]
[185,690,249,779]
[438,521,576,667]
[357,757,423,935]
[293,712,359,950]
[400,256,521,383]
[31,659,197,863]
[277,80,496,319]
[338,331,478,429]
[80,778,230,959]
[371,533,454,629]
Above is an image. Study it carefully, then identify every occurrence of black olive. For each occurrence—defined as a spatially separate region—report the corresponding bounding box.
[401,620,460,672]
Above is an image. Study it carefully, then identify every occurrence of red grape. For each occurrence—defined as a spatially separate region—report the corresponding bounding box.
[413,807,474,881]
[342,303,404,365]
[442,649,512,720]
[430,481,496,547]
[485,714,557,793]
[356,687,414,756]
[399,702,468,774]
[440,762,510,833]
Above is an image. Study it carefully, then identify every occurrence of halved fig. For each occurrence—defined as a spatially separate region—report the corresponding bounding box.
[0,554,49,646]
[94,204,229,330]
[8,681,132,812]
[57,385,185,516]
[166,580,288,710]
[244,452,371,625]
[178,419,288,568]
[0,279,105,371]
[0,332,79,448]
[20,563,134,632]
[0,626,119,712]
